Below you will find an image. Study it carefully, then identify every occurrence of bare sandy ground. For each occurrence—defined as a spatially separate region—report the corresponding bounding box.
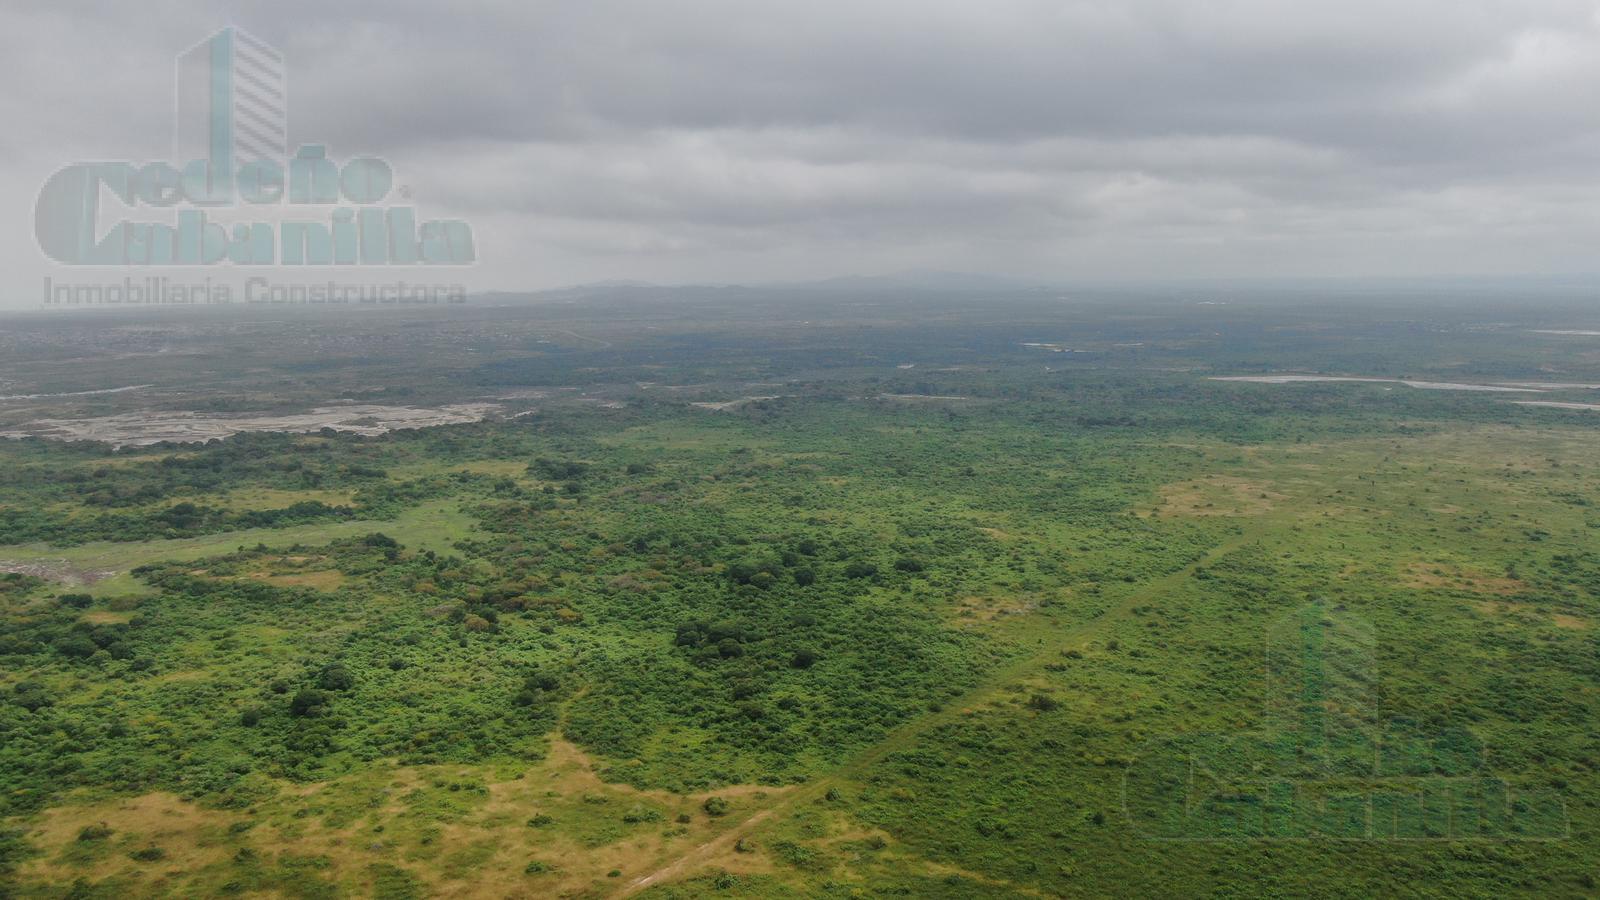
[1210,375,1547,392]
[1512,401,1600,411]
[0,559,118,585]
[1495,382,1600,389]
[0,384,150,401]
[0,402,503,448]
[691,396,783,411]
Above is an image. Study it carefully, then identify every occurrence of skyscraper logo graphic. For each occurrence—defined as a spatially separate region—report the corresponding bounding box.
[35,26,475,268]
[175,27,288,180]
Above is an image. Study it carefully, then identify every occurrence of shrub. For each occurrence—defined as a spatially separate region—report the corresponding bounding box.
[11,682,52,712]
[316,664,355,691]
[622,804,663,824]
[772,840,820,869]
[290,688,329,717]
[55,635,99,659]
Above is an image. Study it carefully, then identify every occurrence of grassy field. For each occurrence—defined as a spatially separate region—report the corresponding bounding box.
[0,500,482,598]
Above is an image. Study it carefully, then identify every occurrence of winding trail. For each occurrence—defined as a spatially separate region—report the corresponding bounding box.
[551,328,614,349]
[620,521,1278,896]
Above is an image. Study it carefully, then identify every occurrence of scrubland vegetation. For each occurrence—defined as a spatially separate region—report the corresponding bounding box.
[2,294,1599,896]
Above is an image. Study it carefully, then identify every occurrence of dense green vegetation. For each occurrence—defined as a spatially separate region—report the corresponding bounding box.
[0,434,444,545]
[3,295,1600,896]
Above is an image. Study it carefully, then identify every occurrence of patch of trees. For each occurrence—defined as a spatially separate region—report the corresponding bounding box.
[0,574,44,599]
[530,458,591,481]
[0,599,141,665]
[0,499,360,546]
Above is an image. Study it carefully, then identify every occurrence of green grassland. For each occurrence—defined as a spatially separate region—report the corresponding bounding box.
[3,297,1600,897]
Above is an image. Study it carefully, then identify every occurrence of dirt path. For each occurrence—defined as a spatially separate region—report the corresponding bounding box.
[624,809,778,894]
[618,521,1278,896]
[552,328,614,349]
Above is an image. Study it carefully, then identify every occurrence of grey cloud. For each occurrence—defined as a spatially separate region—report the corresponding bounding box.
[8,0,1600,290]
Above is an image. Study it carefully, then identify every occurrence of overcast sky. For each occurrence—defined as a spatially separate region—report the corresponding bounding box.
[10,0,1600,297]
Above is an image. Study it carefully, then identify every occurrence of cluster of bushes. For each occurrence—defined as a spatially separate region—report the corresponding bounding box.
[0,595,142,664]
[0,432,444,546]
[0,573,42,599]
[0,498,361,545]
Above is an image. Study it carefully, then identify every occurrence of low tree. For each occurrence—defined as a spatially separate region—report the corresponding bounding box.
[290,688,329,717]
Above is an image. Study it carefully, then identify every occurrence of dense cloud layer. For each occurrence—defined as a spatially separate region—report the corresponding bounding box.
[9,1,1600,291]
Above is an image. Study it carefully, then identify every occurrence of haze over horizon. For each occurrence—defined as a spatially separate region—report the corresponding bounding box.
[12,1,1600,303]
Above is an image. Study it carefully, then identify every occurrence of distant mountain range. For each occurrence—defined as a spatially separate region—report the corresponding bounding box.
[473,270,1600,307]
[489,270,1057,301]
